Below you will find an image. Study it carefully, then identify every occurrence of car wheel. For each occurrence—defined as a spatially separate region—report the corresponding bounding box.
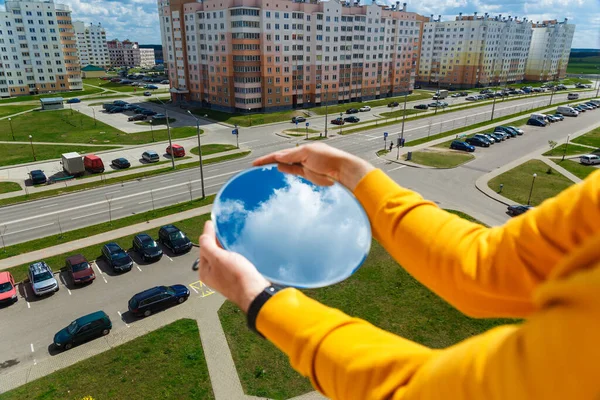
[178,297,185,304]
[102,329,110,336]
[65,342,73,350]
[143,309,152,317]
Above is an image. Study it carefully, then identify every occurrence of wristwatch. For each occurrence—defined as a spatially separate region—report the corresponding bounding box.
[247,284,286,338]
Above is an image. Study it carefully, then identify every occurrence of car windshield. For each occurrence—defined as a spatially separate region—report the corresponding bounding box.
[166,287,176,295]
[142,239,158,249]
[67,321,78,335]
[169,231,186,241]
[71,262,89,272]
[33,271,53,282]
[0,282,13,293]
[114,250,129,260]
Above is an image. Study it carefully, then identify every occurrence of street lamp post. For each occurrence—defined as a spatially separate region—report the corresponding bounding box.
[248,108,251,126]
[187,110,206,199]
[91,106,96,126]
[400,90,407,142]
[491,90,498,121]
[234,124,239,148]
[28,135,36,161]
[339,112,343,135]
[562,134,571,161]
[324,88,329,138]
[527,173,537,205]
[154,96,175,170]
[8,117,15,141]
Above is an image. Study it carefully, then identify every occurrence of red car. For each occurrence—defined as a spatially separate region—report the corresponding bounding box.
[166,144,186,157]
[331,118,345,125]
[0,271,18,305]
[66,254,96,285]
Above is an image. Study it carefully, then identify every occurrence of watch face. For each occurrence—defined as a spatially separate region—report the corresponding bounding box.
[212,164,372,288]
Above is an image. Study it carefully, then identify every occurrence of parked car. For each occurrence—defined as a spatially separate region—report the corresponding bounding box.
[346,108,359,114]
[291,116,306,123]
[331,118,344,125]
[450,140,475,152]
[158,225,193,254]
[493,126,516,137]
[111,157,131,169]
[552,113,565,121]
[166,144,186,158]
[140,109,157,116]
[132,233,163,262]
[0,271,17,305]
[474,134,493,145]
[160,80,170,84]
[507,126,524,135]
[490,132,506,142]
[65,254,95,285]
[102,103,116,110]
[579,104,593,111]
[465,136,490,147]
[450,93,460,98]
[108,106,124,114]
[388,101,399,107]
[465,96,477,101]
[144,84,159,90]
[585,102,598,109]
[128,114,147,122]
[143,91,152,96]
[545,114,559,123]
[344,116,360,123]
[579,154,600,165]
[142,150,160,163]
[128,285,190,317]
[29,169,47,185]
[152,113,167,120]
[359,106,371,112]
[28,261,59,296]
[101,243,133,272]
[83,155,105,173]
[526,118,547,127]
[66,98,80,104]
[53,311,112,351]
[414,104,428,110]
[479,133,497,144]
[507,205,534,217]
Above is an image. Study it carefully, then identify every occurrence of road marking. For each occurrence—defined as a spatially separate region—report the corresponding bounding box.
[71,207,123,220]
[388,165,406,172]
[3,222,54,236]
[160,178,173,183]
[117,311,130,328]
[189,281,215,297]
[92,262,108,283]
[30,343,34,353]
[240,139,259,145]
[27,301,30,309]
[39,203,58,209]
[33,359,37,366]
[136,265,142,272]
[166,255,173,262]
[189,285,199,294]
[105,190,121,195]
[67,288,72,295]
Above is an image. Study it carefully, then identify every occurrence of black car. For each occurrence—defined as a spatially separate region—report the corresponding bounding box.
[346,108,359,114]
[128,285,190,317]
[459,92,469,96]
[101,243,133,272]
[388,102,399,107]
[29,170,47,185]
[465,137,490,147]
[414,104,428,110]
[108,106,124,114]
[128,114,147,122]
[141,109,157,116]
[111,158,130,169]
[344,116,360,123]
[292,116,306,123]
[132,233,163,262]
[158,225,192,254]
[507,205,534,217]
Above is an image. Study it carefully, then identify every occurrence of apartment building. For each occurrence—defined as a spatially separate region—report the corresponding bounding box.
[140,47,156,68]
[417,13,533,89]
[158,0,422,112]
[525,19,575,81]
[0,0,82,98]
[73,21,109,68]
[107,39,141,67]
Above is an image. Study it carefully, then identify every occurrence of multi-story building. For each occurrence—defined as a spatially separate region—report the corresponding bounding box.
[417,13,533,89]
[107,39,141,67]
[525,19,575,81]
[140,44,163,64]
[73,21,109,68]
[158,0,422,112]
[140,47,156,68]
[0,0,82,97]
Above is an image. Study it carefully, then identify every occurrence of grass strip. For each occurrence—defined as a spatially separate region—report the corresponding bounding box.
[0,319,214,400]
[0,151,250,208]
[0,143,120,168]
[571,125,600,148]
[0,182,22,194]
[542,143,598,157]
[309,91,433,115]
[406,151,474,168]
[0,87,103,104]
[190,144,238,155]
[551,159,599,180]
[0,105,37,118]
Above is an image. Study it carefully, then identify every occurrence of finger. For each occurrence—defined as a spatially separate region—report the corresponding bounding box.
[199,221,219,258]
[277,163,306,177]
[278,163,334,186]
[253,149,293,166]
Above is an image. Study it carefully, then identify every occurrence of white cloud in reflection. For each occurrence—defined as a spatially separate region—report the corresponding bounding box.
[215,174,371,287]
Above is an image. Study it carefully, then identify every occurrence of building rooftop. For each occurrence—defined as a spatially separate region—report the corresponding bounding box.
[40,97,64,104]
[81,65,106,72]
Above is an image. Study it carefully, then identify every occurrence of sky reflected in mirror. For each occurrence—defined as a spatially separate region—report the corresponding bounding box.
[212,165,371,288]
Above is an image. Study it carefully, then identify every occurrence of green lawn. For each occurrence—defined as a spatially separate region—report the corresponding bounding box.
[0,109,198,145]
[190,144,238,156]
[84,94,132,102]
[0,182,21,194]
[310,91,432,115]
[551,159,599,180]
[378,108,422,119]
[488,160,575,206]
[0,105,37,118]
[0,87,103,104]
[0,143,119,168]
[444,209,488,226]
[376,149,389,156]
[542,143,598,157]
[567,56,600,75]
[408,150,474,168]
[83,79,168,94]
[572,126,600,148]
[219,235,516,399]
[190,107,305,127]
[0,319,214,400]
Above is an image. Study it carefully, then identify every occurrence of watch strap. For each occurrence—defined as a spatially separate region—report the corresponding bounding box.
[247,285,284,338]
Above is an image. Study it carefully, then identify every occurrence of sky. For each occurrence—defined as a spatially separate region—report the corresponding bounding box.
[0,0,598,48]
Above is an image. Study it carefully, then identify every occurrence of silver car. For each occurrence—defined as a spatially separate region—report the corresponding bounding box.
[28,261,59,296]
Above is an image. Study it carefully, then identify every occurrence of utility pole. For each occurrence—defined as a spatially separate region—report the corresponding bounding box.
[562,134,571,161]
[28,135,36,161]
[234,124,239,148]
[400,91,407,142]
[324,87,329,138]
[154,96,175,169]
[187,111,206,198]
[8,118,15,141]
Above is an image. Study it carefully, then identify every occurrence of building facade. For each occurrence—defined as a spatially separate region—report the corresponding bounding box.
[417,13,533,88]
[73,21,109,68]
[525,19,575,81]
[158,0,422,112]
[0,0,82,97]
[140,44,163,64]
[107,39,141,67]
[140,47,156,68]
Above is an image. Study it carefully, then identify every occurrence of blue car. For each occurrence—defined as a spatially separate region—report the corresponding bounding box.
[144,84,158,90]
[526,118,547,127]
[128,285,190,317]
[66,98,81,104]
[29,169,47,185]
[450,140,475,152]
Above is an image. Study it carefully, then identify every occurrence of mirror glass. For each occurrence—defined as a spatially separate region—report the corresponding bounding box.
[212,165,372,288]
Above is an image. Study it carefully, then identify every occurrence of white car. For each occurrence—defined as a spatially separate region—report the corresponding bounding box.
[465,96,477,101]
[580,154,600,165]
[507,126,524,135]
[359,106,371,112]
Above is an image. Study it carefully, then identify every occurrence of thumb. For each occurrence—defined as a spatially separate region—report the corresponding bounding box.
[199,220,223,260]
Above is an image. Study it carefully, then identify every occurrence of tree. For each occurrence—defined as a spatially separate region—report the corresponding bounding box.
[548,140,557,151]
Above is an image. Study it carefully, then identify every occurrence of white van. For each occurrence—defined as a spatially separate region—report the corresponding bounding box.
[580,154,600,165]
[556,106,579,117]
[530,113,548,122]
[567,93,579,100]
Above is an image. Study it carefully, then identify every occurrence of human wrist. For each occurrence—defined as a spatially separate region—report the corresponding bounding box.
[339,156,375,191]
[237,276,271,314]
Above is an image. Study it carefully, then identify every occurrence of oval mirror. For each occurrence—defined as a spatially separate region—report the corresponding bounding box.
[212,164,372,288]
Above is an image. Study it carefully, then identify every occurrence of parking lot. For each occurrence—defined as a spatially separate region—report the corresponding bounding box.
[0,241,209,375]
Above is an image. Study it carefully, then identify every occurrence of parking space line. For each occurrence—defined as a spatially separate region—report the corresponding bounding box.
[189,285,199,294]
[136,265,142,272]
[91,262,108,284]
[117,311,130,328]
[33,359,37,366]
[27,301,30,309]
[388,165,406,172]
[166,255,173,262]
[30,343,34,353]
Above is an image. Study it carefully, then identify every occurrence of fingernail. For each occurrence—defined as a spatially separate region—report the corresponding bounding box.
[192,258,200,271]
